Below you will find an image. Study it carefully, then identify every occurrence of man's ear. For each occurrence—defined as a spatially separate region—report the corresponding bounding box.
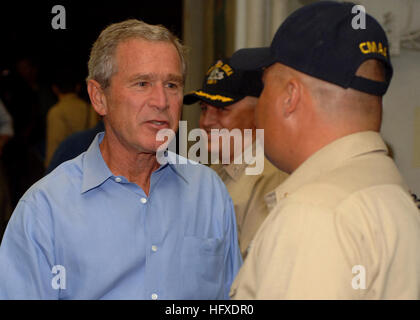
[87,79,108,116]
[282,78,301,118]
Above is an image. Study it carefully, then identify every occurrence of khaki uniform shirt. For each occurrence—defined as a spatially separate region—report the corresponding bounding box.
[46,93,97,166]
[230,131,420,299]
[211,155,288,259]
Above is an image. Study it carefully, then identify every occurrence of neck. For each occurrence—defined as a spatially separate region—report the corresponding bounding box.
[99,132,160,196]
[294,122,378,173]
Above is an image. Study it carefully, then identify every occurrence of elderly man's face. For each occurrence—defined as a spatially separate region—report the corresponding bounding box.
[199,97,257,160]
[104,38,183,154]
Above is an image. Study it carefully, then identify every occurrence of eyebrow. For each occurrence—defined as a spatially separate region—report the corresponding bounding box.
[129,73,184,85]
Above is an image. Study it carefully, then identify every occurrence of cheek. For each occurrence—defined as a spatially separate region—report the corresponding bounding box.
[168,98,182,119]
[199,113,205,128]
[255,103,265,129]
[219,113,241,131]
[256,90,275,127]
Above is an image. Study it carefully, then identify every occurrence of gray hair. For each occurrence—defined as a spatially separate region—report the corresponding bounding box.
[87,19,187,88]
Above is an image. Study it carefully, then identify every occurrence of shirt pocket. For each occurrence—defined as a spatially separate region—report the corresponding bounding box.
[180,236,225,299]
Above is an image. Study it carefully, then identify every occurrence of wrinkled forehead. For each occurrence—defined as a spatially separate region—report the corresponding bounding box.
[113,38,182,72]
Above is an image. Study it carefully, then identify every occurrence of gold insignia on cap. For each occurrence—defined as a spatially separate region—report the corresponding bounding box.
[206,60,235,85]
[192,90,234,103]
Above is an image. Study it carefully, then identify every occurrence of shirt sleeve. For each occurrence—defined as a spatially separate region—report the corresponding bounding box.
[222,194,243,299]
[0,199,59,299]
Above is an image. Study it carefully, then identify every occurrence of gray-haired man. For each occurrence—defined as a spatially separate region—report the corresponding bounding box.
[0,19,241,300]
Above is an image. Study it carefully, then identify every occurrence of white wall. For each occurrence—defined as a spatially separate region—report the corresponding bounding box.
[381,49,420,195]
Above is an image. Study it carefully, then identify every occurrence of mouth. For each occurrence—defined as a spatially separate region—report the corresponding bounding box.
[146,120,170,129]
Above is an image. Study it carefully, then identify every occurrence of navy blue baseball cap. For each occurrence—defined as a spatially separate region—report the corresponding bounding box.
[184,58,263,108]
[230,1,393,96]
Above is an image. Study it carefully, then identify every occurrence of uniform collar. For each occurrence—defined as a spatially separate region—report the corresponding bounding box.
[223,162,248,181]
[217,142,258,181]
[265,131,388,206]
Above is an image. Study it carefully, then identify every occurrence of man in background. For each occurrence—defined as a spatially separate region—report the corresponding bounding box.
[45,120,104,174]
[45,68,97,167]
[184,58,288,259]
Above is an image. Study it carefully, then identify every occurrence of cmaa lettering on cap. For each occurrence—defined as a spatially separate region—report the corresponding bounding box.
[359,41,387,57]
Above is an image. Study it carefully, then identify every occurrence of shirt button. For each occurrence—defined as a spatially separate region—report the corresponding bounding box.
[151,293,158,300]
[151,245,158,252]
[140,197,147,204]
[115,177,122,183]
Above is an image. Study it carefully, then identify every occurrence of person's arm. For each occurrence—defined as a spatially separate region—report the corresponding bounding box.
[222,192,243,299]
[0,199,59,299]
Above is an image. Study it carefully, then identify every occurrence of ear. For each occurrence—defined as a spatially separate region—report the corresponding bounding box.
[87,79,108,116]
[282,78,301,118]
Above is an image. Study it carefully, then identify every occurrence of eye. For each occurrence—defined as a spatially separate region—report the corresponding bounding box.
[199,102,208,111]
[136,81,149,87]
[166,82,178,89]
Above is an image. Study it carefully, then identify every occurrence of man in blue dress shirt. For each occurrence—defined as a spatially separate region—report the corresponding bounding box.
[0,19,242,299]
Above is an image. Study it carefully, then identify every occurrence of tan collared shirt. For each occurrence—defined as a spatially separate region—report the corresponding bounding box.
[46,93,97,166]
[211,156,288,259]
[230,131,420,299]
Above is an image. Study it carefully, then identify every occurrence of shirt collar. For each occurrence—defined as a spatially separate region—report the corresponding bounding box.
[81,132,113,194]
[266,131,388,205]
[223,162,248,181]
[221,142,257,181]
[156,150,189,184]
[81,134,189,193]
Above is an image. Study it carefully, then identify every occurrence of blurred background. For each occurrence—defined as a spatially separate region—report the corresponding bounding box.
[0,0,419,237]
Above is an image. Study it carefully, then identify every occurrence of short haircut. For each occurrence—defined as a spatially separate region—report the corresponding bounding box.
[87,19,187,89]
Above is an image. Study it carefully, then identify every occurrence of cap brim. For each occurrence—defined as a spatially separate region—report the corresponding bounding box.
[183,93,202,105]
[230,47,276,70]
[183,90,242,108]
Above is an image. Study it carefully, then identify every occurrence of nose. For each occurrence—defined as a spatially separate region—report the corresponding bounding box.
[150,84,169,110]
[200,105,219,129]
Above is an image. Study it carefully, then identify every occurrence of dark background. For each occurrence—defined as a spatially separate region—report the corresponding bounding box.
[0,1,183,82]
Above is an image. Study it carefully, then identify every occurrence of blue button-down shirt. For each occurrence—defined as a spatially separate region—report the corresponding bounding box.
[0,132,242,299]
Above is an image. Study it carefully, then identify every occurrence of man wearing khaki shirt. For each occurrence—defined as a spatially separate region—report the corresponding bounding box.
[45,69,98,167]
[184,58,288,259]
[229,1,420,299]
